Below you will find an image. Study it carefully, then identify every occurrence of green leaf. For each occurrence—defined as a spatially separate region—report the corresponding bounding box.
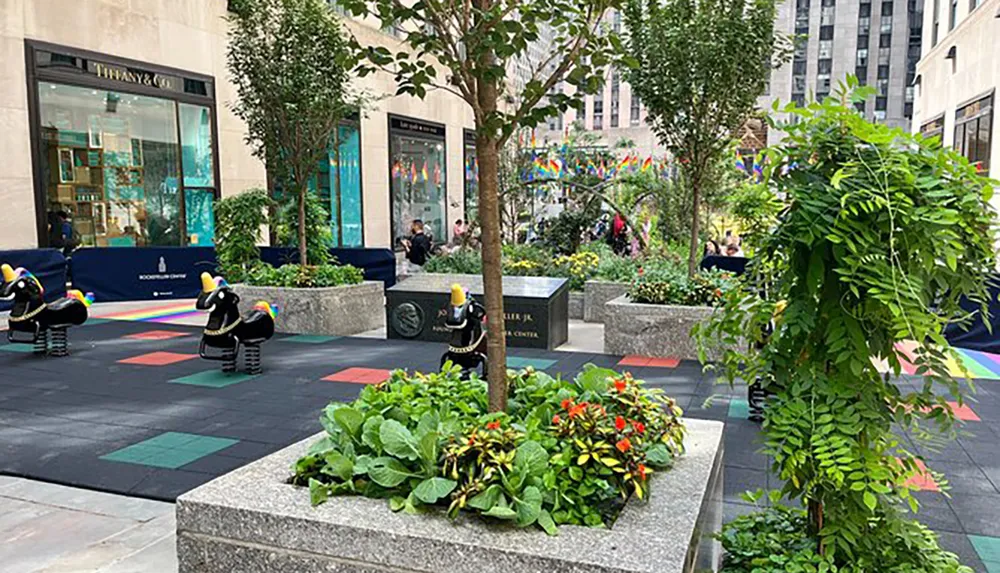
[388,496,406,512]
[468,484,503,511]
[334,407,363,439]
[515,486,543,527]
[863,490,878,511]
[322,451,354,481]
[308,478,328,506]
[483,498,518,520]
[306,436,337,456]
[368,457,417,488]
[353,454,372,476]
[413,477,458,504]
[514,441,548,478]
[362,415,384,452]
[576,364,617,393]
[380,419,421,461]
[537,509,559,535]
[645,443,673,467]
[418,431,439,466]
[568,466,583,481]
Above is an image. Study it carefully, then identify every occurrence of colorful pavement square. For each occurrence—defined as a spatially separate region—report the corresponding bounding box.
[118,351,198,366]
[101,432,238,469]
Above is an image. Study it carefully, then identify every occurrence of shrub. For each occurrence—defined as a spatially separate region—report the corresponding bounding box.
[246,262,363,288]
[551,251,600,291]
[293,365,685,533]
[720,495,970,573]
[628,269,735,306]
[214,189,273,283]
[423,249,483,274]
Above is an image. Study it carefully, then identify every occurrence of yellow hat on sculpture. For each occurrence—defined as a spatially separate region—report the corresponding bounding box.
[450,284,466,306]
[1,264,15,283]
[201,272,216,293]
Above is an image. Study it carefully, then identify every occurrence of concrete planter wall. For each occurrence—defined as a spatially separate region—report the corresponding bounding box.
[176,418,724,573]
[233,281,384,336]
[604,295,717,361]
[568,291,584,319]
[584,280,629,323]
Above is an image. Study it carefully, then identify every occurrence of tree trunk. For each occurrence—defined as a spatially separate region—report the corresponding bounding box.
[808,498,825,554]
[687,172,701,278]
[298,184,308,267]
[477,134,508,412]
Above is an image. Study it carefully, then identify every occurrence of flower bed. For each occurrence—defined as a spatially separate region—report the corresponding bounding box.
[293,365,685,531]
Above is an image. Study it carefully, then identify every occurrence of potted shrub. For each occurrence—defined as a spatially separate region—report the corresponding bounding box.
[177,366,727,572]
[604,269,735,360]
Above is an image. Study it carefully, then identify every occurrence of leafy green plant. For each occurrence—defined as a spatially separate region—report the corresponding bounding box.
[719,493,969,573]
[550,251,600,291]
[294,365,685,533]
[246,262,363,288]
[629,269,735,306]
[213,188,273,283]
[724,181,783,255]
[695,79,996,569]
[273,192,333,267]
[423,250,484,275]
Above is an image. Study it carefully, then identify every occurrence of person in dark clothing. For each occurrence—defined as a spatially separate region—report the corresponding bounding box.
[402,219,432,273]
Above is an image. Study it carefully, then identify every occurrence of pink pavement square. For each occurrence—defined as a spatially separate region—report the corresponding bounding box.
[124,330,192,341]
[117,351,199,366]
[323,367,392,384]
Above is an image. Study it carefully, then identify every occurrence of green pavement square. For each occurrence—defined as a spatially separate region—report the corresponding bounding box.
[100,432,239,469]
[507,357,558,370]
[970,535,1000,573]
[279,334,341,344]
[0,343,35,353]
[169,370,257,388]
[81,318,113,326]
[728,398,750,419]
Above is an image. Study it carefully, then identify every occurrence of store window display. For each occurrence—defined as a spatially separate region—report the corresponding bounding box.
[389,118,447,245]
[37,82,217,247]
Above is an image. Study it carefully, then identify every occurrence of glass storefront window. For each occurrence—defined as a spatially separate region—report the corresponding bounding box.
[179,103,215,188]
[390,128,446,244]
[38,82,185,247]
[463,130,478,223]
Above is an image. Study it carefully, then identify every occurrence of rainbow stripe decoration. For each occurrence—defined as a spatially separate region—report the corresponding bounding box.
[66,290,95,307]
[735,152,747,172]
[871,341,1000,381]
[95,302,200,323]
[253,301,279,320]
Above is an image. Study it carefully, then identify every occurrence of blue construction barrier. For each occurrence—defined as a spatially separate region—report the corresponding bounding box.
[70,247,217,302]
[944,274,1000,354]
[0,249,67,312]
[259,247,396,288]
[700,255,749,276]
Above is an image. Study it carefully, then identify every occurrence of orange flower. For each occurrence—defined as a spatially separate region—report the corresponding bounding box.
[638,267,644,276]
[631,420,646,434]
[614,379,627,393]
[615,438,632,453]
[568,404,586,418]
[486,420,501,431]
[468,436,475,446]
[713,288,722,297]
[561,399,573,410]
[615,415,626,432]
[638,464,647,480]
[552,414,562,425]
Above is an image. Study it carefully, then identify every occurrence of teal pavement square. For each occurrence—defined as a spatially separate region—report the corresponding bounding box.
[279,334,341,344]
[727,398,750,419]
[970,535,1000,573]
[507,356,558,370]
[169,370,258,388]
[0,343,35,353]
[100,432,239,469]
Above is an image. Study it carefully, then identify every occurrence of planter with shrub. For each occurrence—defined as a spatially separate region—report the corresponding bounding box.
[234,263,384,336]
[177,366,725,573]
[604,270,734,360]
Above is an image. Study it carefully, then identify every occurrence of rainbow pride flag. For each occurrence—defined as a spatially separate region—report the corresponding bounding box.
[874,341,1000,381]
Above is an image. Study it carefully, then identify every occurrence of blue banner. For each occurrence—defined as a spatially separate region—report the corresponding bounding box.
[945,274,1000,354]
[70,247,217,302]
[0,249,67,312]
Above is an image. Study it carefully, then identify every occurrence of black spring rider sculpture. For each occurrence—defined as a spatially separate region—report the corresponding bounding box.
[196,272,276,375]
[440,284,488,379]
[1,263,90,356]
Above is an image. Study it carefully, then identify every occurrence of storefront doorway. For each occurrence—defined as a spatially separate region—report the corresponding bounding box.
[389,115,447,245]
[26,42,220,248]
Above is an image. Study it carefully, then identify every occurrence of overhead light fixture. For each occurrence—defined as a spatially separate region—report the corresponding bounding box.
[946,46,957,60]
[911,74,922,87]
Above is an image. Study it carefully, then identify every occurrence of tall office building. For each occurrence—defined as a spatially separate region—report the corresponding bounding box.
[761,0,924,143]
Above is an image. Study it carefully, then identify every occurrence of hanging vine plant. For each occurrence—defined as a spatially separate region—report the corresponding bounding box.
[695,78,996,571]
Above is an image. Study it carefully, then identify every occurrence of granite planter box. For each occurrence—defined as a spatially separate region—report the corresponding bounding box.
[604,296,717,361]
[233,281,384,336]
[176,418,724,573]
[569,291,584,319]
[584,280,629,324]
